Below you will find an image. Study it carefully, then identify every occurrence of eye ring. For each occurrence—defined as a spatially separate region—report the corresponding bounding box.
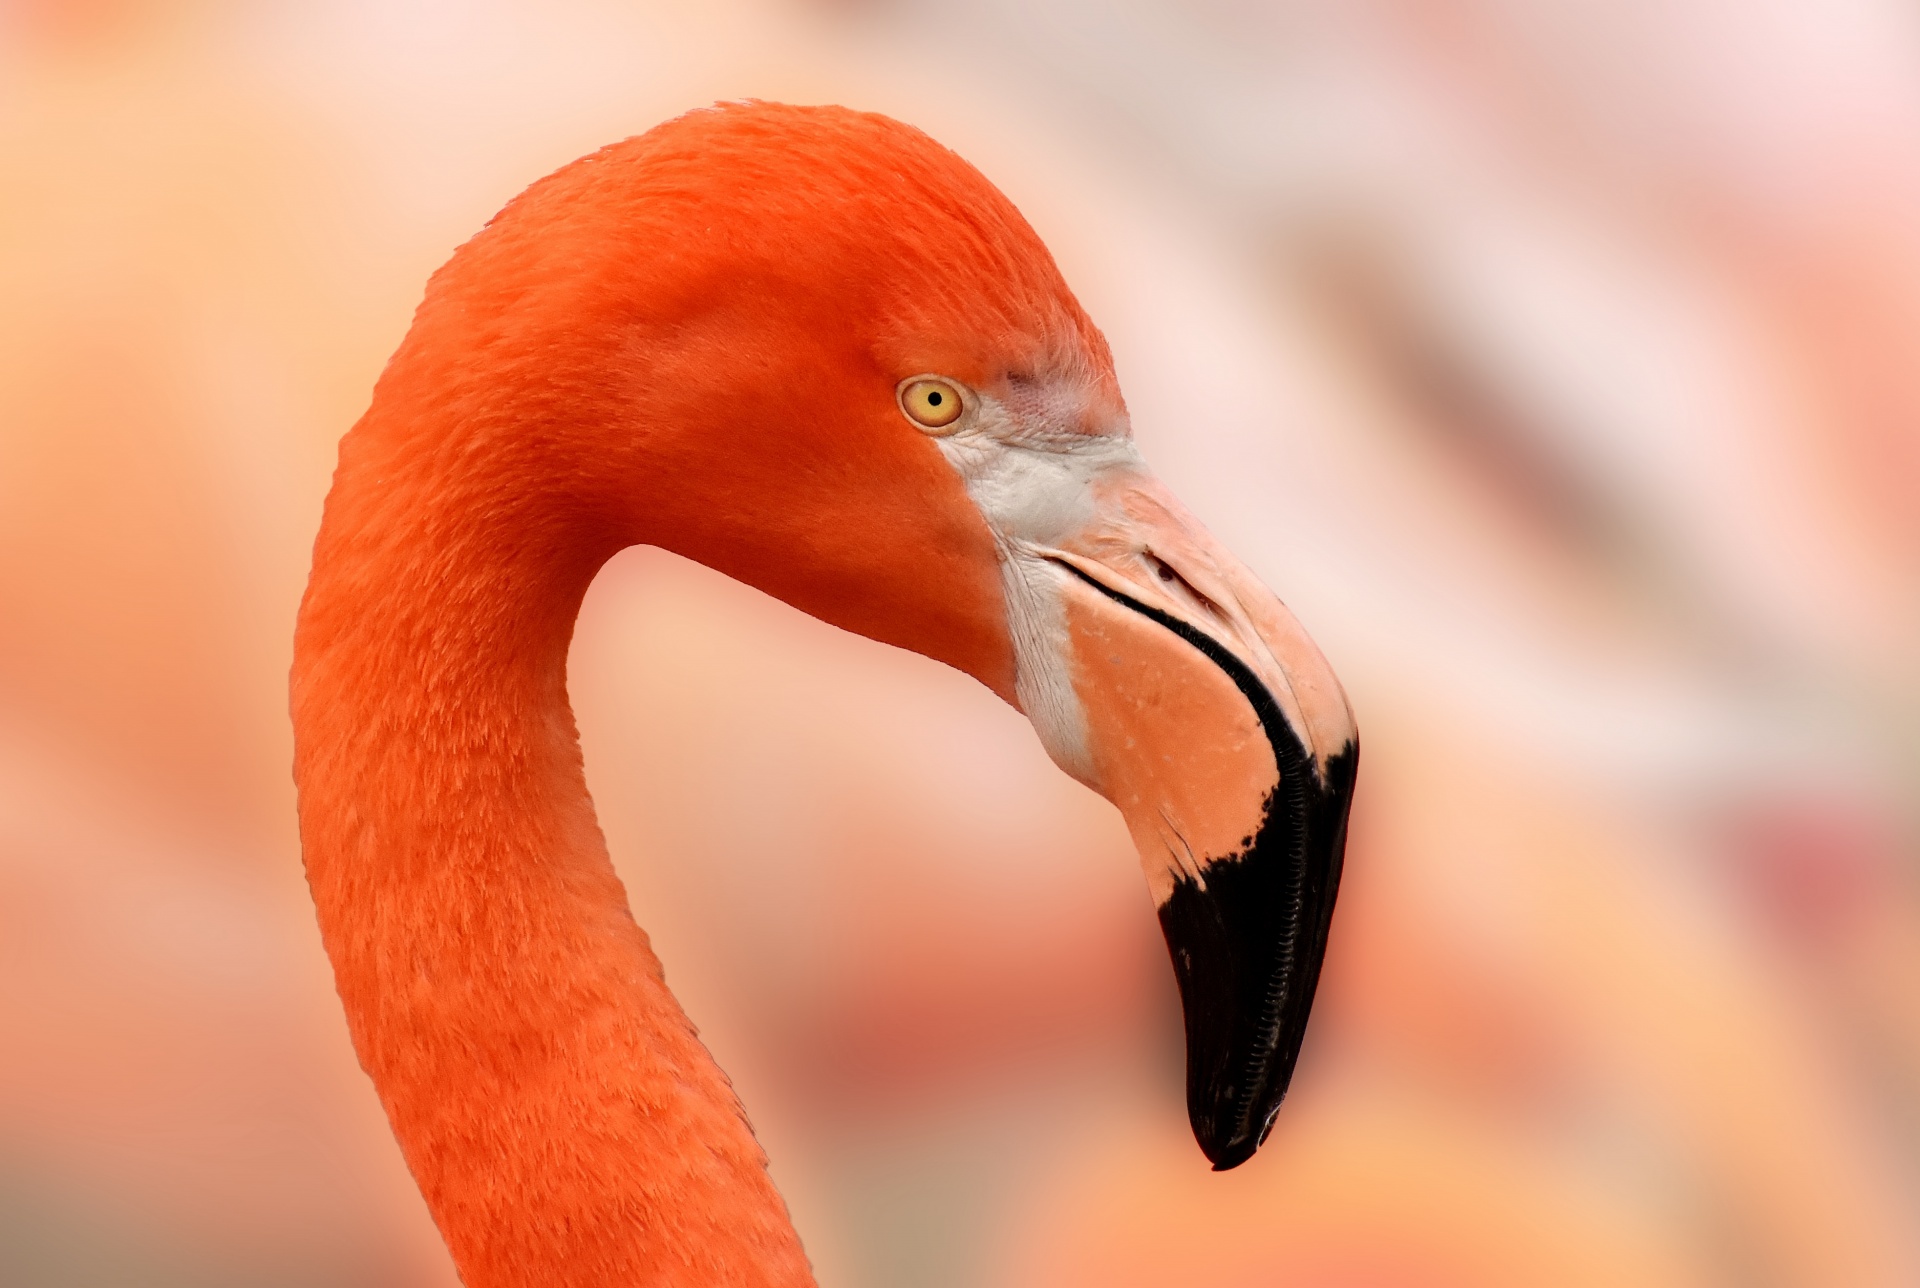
[897,376,967,431]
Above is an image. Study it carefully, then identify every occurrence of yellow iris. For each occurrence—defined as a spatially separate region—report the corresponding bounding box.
[899,377,964,430]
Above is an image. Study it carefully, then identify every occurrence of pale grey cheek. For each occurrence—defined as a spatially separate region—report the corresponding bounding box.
[978,459,1096,545]
[938,438,1138,547]
[927,426,1147,786]
[1001,556,1097,787]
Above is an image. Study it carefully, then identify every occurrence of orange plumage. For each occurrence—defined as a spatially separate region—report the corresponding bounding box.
[294,99,1355,1286]
[294,102,1119,1288]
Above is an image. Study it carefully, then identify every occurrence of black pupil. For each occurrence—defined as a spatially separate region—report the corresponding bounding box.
[926,390,944,407]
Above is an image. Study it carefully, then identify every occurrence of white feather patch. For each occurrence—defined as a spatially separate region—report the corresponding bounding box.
[928,391,1142,788]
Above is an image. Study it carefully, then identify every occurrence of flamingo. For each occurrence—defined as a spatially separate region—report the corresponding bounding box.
[290,101,1357,1288]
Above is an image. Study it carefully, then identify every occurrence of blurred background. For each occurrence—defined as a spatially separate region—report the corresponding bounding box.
[2,0,1918,1284]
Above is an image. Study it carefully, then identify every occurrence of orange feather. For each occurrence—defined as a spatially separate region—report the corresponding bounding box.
[293,102,1118,1287]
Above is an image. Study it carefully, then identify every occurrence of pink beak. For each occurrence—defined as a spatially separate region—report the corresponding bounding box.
[1038,470,1357,1169]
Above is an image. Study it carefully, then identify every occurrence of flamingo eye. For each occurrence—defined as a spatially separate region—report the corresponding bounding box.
[898,377,965,431]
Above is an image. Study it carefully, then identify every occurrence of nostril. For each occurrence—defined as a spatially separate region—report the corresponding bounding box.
[1145,552,1223,620]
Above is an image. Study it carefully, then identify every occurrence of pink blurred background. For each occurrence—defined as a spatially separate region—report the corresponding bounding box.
[3,1,1918,1284]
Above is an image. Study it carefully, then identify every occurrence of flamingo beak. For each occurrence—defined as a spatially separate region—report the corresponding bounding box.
[1032,470,1357,1170]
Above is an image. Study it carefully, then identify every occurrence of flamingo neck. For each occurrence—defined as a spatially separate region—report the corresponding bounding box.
[292,445,814,1288]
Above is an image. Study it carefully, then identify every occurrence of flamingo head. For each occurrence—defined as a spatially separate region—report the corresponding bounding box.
[377,101,1358,1170]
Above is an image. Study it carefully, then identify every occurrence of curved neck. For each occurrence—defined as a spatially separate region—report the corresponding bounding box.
[292,436,814,1287]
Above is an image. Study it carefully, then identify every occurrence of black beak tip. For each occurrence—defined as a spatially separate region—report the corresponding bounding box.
[1194,1093,1281,1171]
[1203,1134,1258,1172]
[1159,741,1358,1176]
